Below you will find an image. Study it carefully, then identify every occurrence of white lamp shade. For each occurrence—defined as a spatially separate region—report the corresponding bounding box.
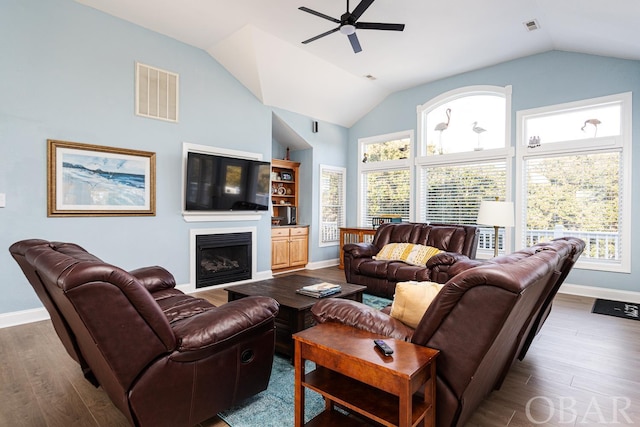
[477,200,514,227]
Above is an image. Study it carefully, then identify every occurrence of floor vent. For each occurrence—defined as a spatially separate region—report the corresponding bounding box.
[135,62,179,122]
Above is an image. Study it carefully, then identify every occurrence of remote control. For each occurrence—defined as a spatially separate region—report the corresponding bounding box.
[373,339,394,356]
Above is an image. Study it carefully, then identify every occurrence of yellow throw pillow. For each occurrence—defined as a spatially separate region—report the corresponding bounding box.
[390,281,444,328]
[373,243,442,266]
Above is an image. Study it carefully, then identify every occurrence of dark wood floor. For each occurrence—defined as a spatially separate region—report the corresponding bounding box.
[2,267,639,426]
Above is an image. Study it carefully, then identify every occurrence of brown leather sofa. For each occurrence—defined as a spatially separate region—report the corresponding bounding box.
[343,222,479,298]
[312,237,584,427]
[10,239,279,427]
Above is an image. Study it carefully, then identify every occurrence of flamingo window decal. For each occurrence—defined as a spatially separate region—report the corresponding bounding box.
[581,118,601,137]
[434,108,451,154]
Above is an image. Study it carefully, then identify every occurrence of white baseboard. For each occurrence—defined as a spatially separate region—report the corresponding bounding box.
[4,278,638,329]
[0,307,49,329]
[559,283,640,304]
[306,259,340,270]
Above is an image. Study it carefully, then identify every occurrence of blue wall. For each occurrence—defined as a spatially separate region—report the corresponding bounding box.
[3,1,638,316]
[0,0,343,315]
[348,50,640,293]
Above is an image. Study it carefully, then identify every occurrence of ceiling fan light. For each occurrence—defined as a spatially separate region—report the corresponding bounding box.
[340,24,356,35]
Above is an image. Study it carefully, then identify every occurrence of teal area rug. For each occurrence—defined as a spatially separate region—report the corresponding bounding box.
[218,355,323,426]
[218,293,392,426]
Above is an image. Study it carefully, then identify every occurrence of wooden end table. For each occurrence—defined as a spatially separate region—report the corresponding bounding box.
[225,275,366,357]
[339,227,376,269]
[293,323,439,427]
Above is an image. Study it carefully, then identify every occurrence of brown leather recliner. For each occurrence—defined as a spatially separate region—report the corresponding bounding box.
[312,238,582,427]
[343,222,479,298]
[9,239,279,427]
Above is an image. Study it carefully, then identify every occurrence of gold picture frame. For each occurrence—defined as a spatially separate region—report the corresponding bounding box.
[47,139,156,217]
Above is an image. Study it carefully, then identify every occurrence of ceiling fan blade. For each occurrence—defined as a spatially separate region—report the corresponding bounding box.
[298,7,340,23]
[356,22,405,31]
[302,27,340,44]
[351,0,375,20]
[348,32,362,53]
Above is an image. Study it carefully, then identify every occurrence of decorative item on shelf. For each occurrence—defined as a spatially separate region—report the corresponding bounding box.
[285,147,290,160]
[277,186,286,195]
[280,171,293,181]
[271,217,282,226]
[271,171,278,181]
[476,198,515,257]
[286,188,292,195]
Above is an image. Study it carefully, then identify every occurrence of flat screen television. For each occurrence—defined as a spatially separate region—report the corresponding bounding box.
[185,151,271,211]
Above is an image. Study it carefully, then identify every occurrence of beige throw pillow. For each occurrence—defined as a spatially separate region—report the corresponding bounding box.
[390,281,444,328]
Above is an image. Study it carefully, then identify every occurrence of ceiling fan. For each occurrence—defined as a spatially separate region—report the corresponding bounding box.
[299,0,405,53]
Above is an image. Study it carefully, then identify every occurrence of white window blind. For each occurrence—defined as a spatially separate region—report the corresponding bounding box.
[320,165,346,246]
[417,161,507,254]
[418,161,507,224]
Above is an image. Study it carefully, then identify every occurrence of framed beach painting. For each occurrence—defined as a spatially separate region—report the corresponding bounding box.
[47,140,156,217]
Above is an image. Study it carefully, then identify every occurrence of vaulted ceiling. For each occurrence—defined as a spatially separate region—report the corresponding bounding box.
[77,0,640,127]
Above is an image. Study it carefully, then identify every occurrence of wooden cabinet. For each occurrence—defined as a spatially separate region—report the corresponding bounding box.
[271,226,308,273]
[271,159,300,222]
[271,158,308,273]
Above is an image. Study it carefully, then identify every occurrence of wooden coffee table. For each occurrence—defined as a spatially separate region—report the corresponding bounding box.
[225,275,366,357]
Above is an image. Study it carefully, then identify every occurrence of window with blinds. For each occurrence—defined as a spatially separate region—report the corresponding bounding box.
[524,153,621,261]
[417,161,507,253]
[320,165,346,246]
[415,86,512,256]
[358,131,413,228]
[360,168,411,227]
[517,92,631,272]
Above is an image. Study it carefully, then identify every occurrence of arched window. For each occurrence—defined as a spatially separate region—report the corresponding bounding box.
[416,86,513,256]
[418,86,509,155]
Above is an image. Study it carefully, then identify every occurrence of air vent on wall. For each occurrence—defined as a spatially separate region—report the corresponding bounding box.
[523,19,540,32]
[135,62,179,122]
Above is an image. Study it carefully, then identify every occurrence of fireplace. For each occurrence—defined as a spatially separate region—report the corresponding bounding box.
[195,232,252,288]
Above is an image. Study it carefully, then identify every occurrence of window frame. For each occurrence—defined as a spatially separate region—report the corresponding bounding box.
[416,85,513,258]
[357,130,414,227]
[515,92,632,273]
[319,164,346,248]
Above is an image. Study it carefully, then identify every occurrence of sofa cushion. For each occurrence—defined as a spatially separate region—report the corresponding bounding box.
[390,281,444,328]
[374,243,442,266]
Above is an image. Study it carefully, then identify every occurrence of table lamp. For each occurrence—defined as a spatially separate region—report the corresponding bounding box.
[477,199,515,257]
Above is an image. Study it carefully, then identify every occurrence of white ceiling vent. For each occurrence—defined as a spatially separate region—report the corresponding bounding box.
[136,62,179,122]
[523,19,540,32]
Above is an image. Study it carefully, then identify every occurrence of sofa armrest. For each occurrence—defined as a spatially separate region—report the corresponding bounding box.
[171,296,279,352]
[427,252,484,283]
[343,242,378,259]
[129,266,176,293]
[311,298,414,341]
